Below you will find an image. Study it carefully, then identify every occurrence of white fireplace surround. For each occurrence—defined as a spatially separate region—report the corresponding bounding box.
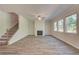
[35,20,45,36]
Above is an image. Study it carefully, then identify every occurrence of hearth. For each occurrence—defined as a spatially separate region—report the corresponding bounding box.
[37,31,43,35]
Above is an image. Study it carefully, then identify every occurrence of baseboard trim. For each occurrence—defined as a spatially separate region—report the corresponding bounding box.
[28,35,35,36]
[50,35,79,50]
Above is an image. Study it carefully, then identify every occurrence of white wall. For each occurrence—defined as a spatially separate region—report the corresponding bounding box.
[8,15,34,45]
[28,19,34,35]
[45,20,51,35]
[35,20,45,36]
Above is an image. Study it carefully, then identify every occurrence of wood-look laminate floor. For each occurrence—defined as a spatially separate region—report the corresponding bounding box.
[0,36,79,55]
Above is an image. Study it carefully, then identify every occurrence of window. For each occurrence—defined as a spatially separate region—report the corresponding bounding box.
[66,14,77,33]
[54,22,57,31]
[58,19,64,32]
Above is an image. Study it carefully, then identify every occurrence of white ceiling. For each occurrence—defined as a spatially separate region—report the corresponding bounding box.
[0,4,74,20]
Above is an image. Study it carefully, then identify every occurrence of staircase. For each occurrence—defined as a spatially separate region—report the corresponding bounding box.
[0,23,18,46]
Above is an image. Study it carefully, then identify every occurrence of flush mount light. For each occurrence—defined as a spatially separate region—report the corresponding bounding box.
[38,15,42,21]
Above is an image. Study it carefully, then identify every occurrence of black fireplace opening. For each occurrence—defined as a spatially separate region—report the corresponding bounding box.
[37,31,43,35]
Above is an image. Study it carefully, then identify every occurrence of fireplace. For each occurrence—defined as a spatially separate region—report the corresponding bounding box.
[37,31,43,35]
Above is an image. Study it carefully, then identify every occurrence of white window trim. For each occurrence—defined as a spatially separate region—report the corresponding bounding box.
[65,14,77,34]
[58,19,64,32]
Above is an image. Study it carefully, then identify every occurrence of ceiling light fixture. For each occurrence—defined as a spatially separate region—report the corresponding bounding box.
[38,15,42,21]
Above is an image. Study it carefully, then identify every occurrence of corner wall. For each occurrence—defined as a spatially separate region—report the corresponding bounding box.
[45,20,51,35]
